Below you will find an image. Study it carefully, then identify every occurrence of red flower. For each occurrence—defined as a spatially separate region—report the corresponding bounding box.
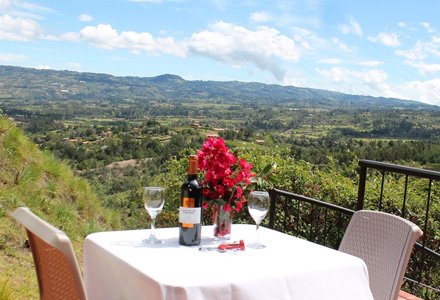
[223,177,235,189]
[234,186,243,198]
[197,137,254,213]
[222,202,231,212]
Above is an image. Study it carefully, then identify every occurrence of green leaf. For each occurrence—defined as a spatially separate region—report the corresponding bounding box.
[267,174,279,184]
[212,198,226,206]
[262,163,273,175]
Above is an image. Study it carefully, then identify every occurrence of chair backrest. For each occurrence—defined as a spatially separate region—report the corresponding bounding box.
[11,207,87,300]
[338,210,422,300]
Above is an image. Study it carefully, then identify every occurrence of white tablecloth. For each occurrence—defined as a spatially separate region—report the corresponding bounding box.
[84,224,373,300]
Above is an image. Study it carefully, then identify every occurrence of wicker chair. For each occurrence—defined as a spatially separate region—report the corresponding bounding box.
[11,207,88,300]
[339,210,423,300]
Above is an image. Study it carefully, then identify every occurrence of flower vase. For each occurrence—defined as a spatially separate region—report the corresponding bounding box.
[213,204,232,240]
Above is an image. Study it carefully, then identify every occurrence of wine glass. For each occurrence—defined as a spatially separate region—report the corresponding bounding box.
[247,191,270,249]
[143,186,165,244]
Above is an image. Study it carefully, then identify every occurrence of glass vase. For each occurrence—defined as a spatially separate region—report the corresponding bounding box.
[213,204,232,240]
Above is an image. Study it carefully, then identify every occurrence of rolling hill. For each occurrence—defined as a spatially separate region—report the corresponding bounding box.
[0,65,436,110]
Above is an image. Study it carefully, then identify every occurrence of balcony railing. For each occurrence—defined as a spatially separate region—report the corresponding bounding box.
[268,159,439,300]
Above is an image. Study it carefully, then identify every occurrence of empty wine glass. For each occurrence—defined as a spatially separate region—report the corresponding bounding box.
[143,186,165,244]
[247,191,270,249]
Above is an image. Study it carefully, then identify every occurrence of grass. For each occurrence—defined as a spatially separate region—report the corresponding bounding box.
[0,214,38,299]
[0,117,120,298]
[0,278,18,300]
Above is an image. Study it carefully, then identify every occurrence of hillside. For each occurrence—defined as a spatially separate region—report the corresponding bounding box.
[0,64,439,299]
[0,116,120,299]
[0,65,436,110]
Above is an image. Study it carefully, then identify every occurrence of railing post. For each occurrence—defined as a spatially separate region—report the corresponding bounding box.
[268,189,276,229]
[357,162,367,211]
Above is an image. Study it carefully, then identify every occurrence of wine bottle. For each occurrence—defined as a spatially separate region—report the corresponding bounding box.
[179,155,202,246]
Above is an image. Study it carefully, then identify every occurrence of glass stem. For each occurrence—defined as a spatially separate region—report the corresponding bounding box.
[150,217,156,239]
[255,223,260,244]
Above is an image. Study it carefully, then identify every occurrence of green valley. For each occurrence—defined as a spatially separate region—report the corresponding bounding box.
[1,65,439,298]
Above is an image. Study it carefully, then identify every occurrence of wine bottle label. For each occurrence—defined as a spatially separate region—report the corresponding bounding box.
[179,197,201,227]
[179,207,201,226]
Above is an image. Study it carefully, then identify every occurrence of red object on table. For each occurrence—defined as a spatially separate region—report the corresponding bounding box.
[218,240,245,251]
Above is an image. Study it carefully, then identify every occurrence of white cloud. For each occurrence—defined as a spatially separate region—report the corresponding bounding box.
[396,41,427,61]
[315,65,440,105]
[405,61,440,76]
[358,60,384,67]
[0,0,54,17]
[0,52,27,62]
[331,37,353,52]
[318,58,341,65]
[211,0,228,10]
[6,10,44,20]
[360,69,388,85]
[421,22,436,33]
[0,0,17,11]
[187,22,299,81]
[60,31,80,41]
[368,32,400,47]
[398,22,407,28]
[79,14,93,22]
[317,66,440,105]
[15,1,54,14]
[316,67,396,98]
[293,27,325,51]
[316,66,349,83]
[78,24,185,56]
[79,24,119,49]
[59,21,300,82]
[281,73,306,87]
[66,62,81,71]
[396,36,440,65]
[250,11,270,23]
[398,78,440,105]
[339,17,362,37]
[0,14,43,41]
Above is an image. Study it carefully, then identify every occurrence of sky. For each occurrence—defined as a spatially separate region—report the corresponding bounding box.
[1,0,440,106]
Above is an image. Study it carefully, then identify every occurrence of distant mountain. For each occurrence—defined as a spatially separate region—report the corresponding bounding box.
[0,65,437,110]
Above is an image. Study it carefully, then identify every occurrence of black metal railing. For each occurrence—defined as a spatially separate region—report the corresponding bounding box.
[268,189,354,248]
[268,159,440,299]
[358,159,439,299]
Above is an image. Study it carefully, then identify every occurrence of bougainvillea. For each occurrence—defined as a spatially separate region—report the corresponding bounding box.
[197,136,254,212]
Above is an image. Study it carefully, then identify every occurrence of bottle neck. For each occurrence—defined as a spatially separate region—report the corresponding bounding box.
[188,155,198,176]
[187,174,197,180]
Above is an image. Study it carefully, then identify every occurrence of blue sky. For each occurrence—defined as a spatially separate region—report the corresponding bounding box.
[1,0,440,106]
